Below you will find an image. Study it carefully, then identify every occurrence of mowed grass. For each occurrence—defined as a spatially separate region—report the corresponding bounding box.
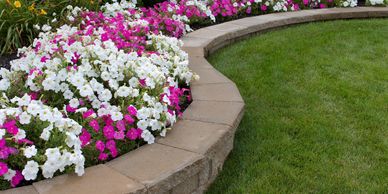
[206,19,388,193]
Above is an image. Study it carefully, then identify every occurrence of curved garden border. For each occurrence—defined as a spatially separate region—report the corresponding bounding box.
[2,7,388,194]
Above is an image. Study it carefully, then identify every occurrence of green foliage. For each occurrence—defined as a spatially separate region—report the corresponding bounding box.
[207,19,388,193]
[0,0,102,55]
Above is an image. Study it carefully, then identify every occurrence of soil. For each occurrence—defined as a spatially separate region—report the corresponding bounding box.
[0,53,17,69]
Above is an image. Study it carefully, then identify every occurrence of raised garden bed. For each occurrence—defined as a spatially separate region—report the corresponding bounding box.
[1,6,387,194]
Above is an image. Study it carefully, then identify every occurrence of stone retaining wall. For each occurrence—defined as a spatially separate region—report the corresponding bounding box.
[2,7,388,194]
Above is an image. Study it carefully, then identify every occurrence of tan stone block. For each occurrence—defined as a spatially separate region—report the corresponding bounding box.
[185,26,240,55]
[171,173,199,194]
[185,28,229,41]
[0,186,38,194]
[206,127,235,185]
[318,8,369,20]
[191,68,232,85]
[181,36,211,48]
[157,120,231,154]
[107,144,204,194]
[157,120,235,188]
[188,56,214,69]
[366,7,388,17]
[33,165,146,194]
[227,14,290,36]
[191,83,244,102]
[182,46,207,57]
[183,100,244,127]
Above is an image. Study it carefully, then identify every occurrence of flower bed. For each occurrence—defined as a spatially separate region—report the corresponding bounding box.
[0,0,387,191]
[0,1,203,189]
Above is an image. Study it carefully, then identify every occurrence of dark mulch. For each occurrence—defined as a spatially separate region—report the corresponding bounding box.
[0,53,17,69]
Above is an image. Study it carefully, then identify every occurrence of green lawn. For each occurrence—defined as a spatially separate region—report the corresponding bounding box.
[206,19,388,193]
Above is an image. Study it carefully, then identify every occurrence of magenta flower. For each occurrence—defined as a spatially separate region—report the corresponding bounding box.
[116,120,126,131]
[303,0,309,5]
[293,4,300,10]
[106,140,118,158]
[17,138,33,145]
[98,152,108,161]
[127,106,137,116]
[0,162,8,176]
[114,130,125,140]
[0,139,6,148]
[103,116,114,126]
[246,7,251,14]
[40,56,49,63]
[80,129,91,147]
[11,170,23,187]
[101,33,109,42]
[126,128,142,140]
[103,125,115,139]
[106,140,116,150]
[3,120,18,135]
[95,140,105,152]
[89,119,100,132]
[66,104,76,113]
[124,115,135,124]
[28,92,39,100]
[82,109,95,119]
[71,52,81,64]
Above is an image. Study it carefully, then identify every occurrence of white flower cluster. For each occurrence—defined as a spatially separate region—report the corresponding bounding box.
[273,0,289,12]
[368,0,386,5]
[0,95,84,180]
[342,0,357,7]
[101,0,138,16]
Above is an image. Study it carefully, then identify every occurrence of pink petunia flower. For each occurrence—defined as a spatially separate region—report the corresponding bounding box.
[89,119,100,132]
[103,116,114,126]
[126,128,142,140]
[80,129,91,147]
[103,125,115,139]
[28,92,39,100]
[66,104,77,113]
[95,140,105,152]
[124,115,135,124]
[3,120,18,135]
[0,162,8,176]
[127,106,137,116]
[11,170,23,187]
[116,120,126,131]
[106,140,118,158]
[261,5,267,11]
[98,152,108,161]
[82,109,95,119]
[114,130,125,140]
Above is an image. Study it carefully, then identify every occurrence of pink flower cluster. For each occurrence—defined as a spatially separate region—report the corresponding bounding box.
[76,106,143,161]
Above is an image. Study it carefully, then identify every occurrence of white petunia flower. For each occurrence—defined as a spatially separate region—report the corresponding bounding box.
[0,129,6,139]
[15,129,26,140]
[69,98,80,108]
[111,111,123,121]
[3,169,16,181]
[19,112,31,124]
[22,160,39,180]
[141,130,155,144]
[24,145,38,158]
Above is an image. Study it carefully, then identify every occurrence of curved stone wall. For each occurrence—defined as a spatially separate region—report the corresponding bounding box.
[2,7,388,194]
